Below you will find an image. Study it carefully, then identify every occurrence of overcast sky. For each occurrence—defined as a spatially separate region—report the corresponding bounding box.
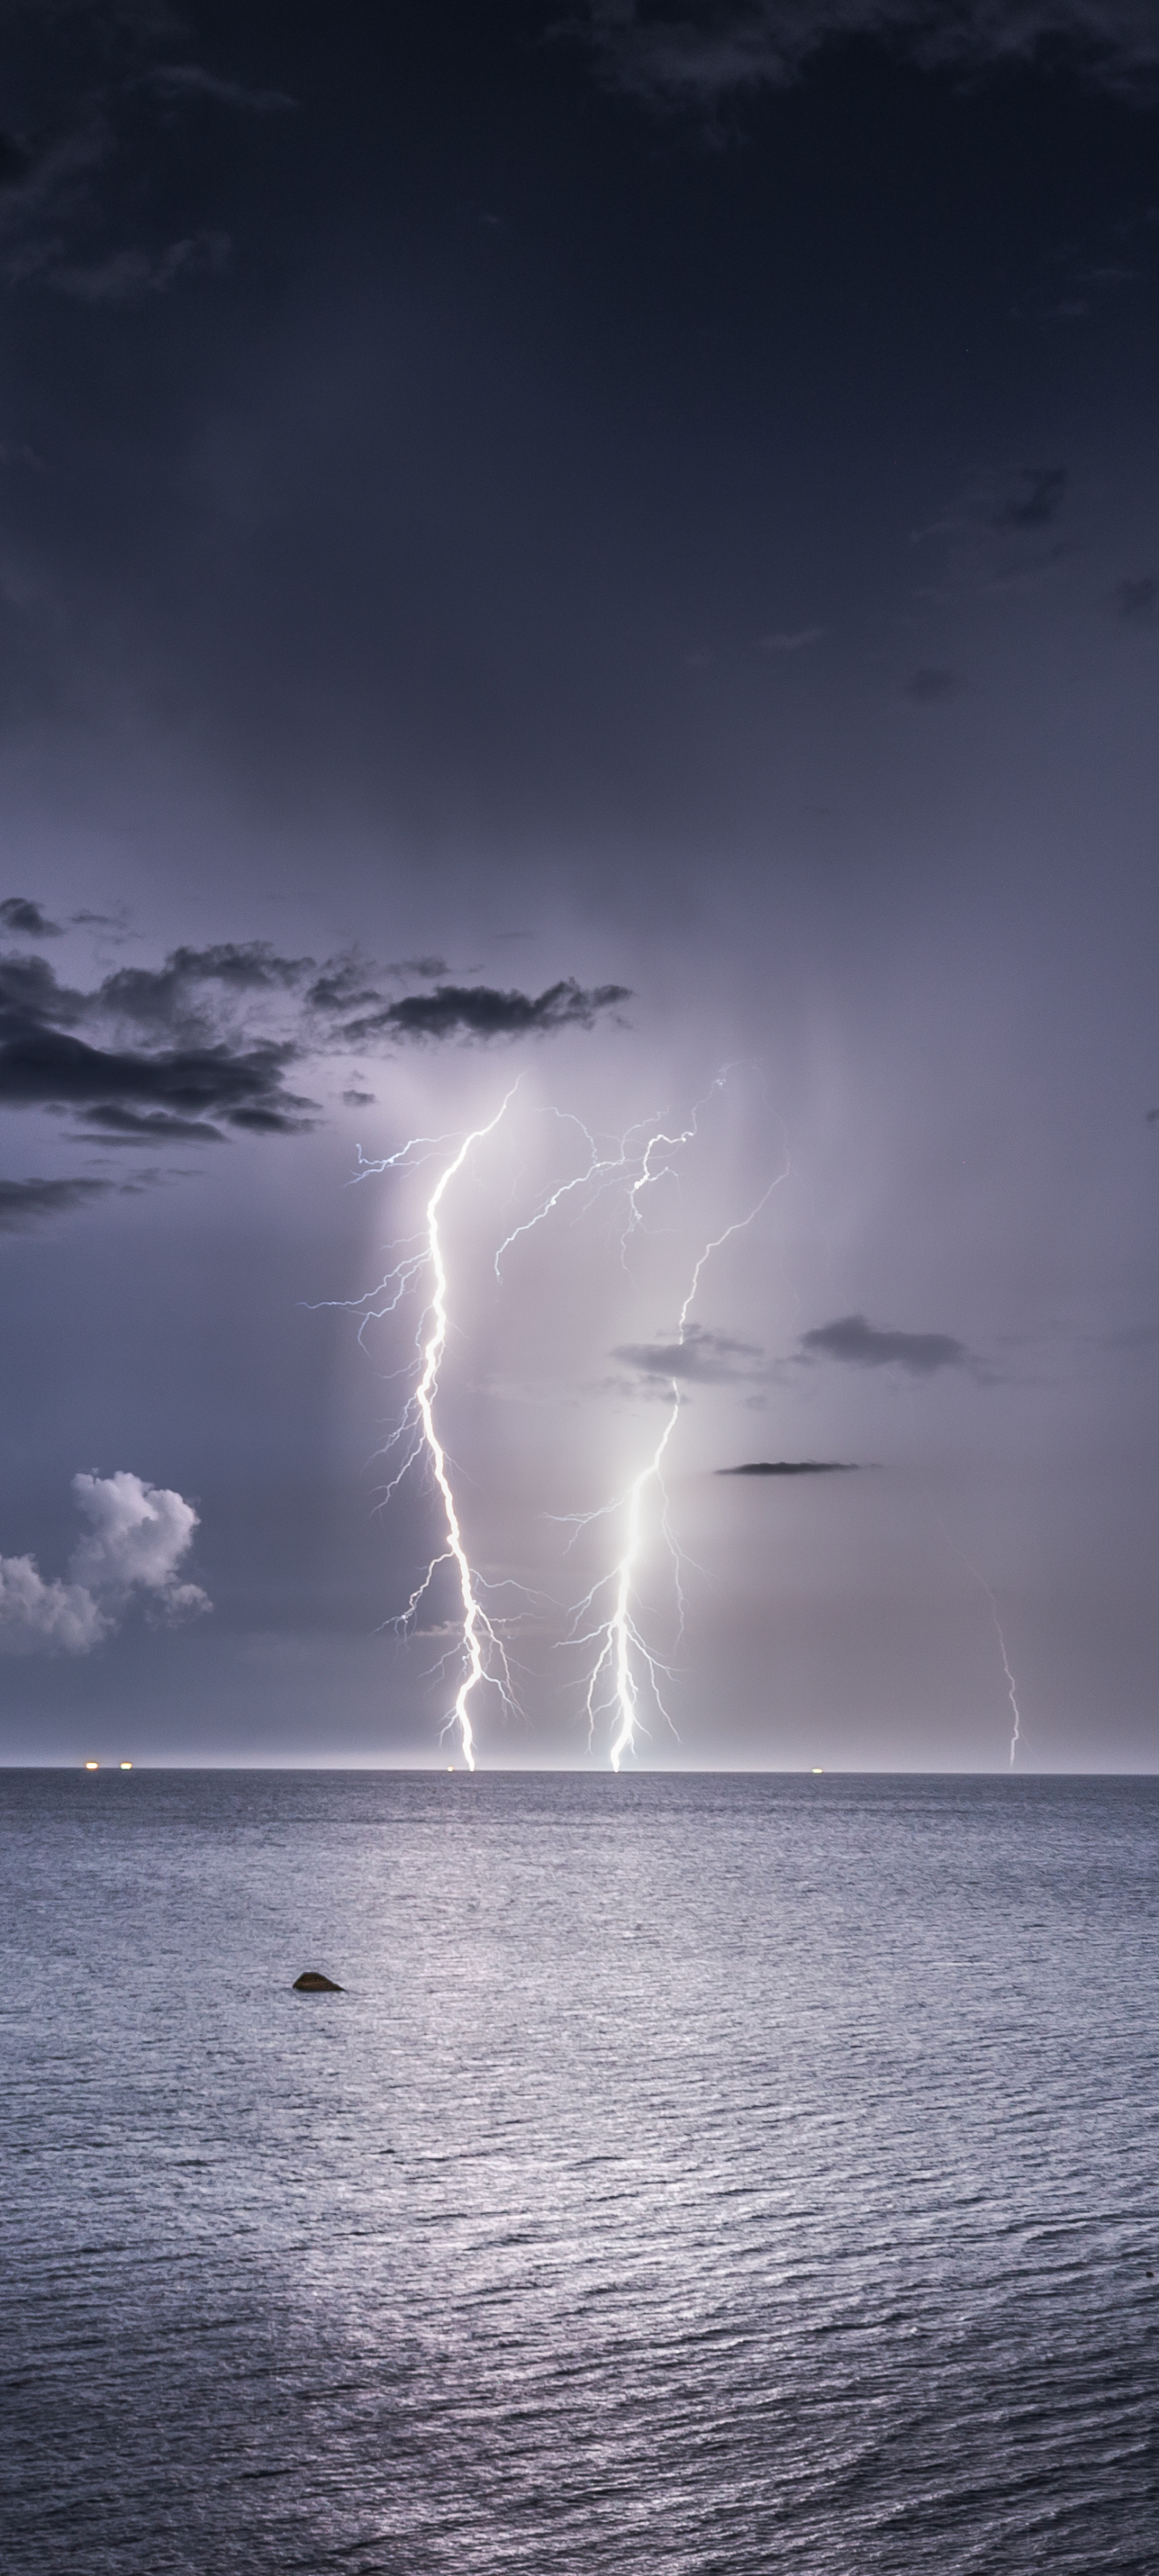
[2,0,1157,1769]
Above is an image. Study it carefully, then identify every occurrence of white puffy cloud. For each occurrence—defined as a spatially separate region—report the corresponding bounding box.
[0,1554,109,1653]
[69,1471,203,1600]
[0,1471,210,1655]
[580,2,1159,105]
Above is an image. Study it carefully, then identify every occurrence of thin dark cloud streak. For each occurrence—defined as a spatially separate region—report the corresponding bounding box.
[717,1458,856,1473]
[344,980,632,1045]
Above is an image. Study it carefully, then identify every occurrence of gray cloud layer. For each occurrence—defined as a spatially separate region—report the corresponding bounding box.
[0,1175,114,1231]
[577,2,1159,103]
[613,1324,764,1383]
[800,1313,969,1373]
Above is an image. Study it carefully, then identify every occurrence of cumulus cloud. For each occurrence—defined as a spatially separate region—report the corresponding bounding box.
[0,1555,109,1653]
[69,1470,207,1607]
[0,1469,210,1655]
[575,2,1159,105]
[800,1312,969,1373]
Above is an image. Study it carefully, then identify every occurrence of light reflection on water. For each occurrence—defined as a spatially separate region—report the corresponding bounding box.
[2,1769,1157,2572]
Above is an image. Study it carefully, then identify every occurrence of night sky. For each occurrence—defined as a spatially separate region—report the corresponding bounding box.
[2,1,1158,1769]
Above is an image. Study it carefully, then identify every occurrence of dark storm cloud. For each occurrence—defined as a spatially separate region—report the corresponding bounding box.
[800,1313,969,1373]
[342,980,631,1045]
[0,946,315,1133]
[575,3,1159,105]
[0,898,60,936]
[0,1023,311,1130]
[307,962,393,1015]
[993,467,1068,532]
[613,1324,763,1383]
[905,667,967,704]
[0,944,630,1146]
[717,1458,856,1473]
[99,943,311,1034]
[1112,574,1159,623]
[0,1174,114,1232]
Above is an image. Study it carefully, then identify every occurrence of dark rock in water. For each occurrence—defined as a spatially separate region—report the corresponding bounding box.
[292,1971,343,1992]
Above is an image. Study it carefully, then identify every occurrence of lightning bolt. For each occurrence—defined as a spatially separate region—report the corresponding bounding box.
[560,1089,790,1770]
[996,1601,1022,1767]
[935,1517,1024,1767]
[347,1089,522,1769]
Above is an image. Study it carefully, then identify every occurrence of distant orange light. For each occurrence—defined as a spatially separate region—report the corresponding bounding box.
[120,1761,133,1770]
[85,1760,99,1771]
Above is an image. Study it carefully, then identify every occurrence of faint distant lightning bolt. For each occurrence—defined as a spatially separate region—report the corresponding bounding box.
[341,1090,522,1769]
[935,1517,1024,1767]
[994,1599,1022,1767]
[564,1100,790,1770]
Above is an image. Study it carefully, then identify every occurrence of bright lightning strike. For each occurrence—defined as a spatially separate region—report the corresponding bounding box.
[349,1089,522,1770]
[563,1088,790,1770]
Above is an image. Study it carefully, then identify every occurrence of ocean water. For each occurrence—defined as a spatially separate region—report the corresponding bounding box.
[2,1769,1157,2574]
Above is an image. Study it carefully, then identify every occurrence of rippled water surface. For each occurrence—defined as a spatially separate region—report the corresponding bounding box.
[2,1769,1157,2573]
